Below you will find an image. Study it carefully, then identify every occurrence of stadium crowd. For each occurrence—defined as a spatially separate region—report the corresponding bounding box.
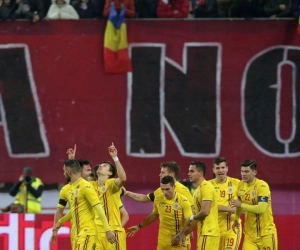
[0,0,298,22]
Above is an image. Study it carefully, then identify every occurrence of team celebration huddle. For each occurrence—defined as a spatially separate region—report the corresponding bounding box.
[50,143,278,250]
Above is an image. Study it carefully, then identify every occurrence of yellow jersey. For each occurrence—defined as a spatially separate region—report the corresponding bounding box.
[67,178,100,237]
[237,178,277,237]
[153,192,193,243]
[193,180,220,236]
[91,179,124,232]
[209,177,240,232]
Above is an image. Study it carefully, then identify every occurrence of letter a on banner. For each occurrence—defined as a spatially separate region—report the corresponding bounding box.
[103,2,132,74]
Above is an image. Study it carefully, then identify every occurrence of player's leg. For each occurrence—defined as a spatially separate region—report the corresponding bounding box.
[220,228,242,250]
[242,234,259,250]
[197,235,220,250]
[257,233,278,250]
[75,235,96,250]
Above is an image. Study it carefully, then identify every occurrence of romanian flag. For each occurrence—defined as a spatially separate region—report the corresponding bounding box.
[104,2,132,74]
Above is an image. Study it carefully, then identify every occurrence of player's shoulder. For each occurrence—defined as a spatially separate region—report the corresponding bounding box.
[177,192,190,203]
[60,183,71,192]
[154,187,162,196]
[202,179,214,187]
[154,193,165,202]
[256,178,270,189]
[207,178,216,185]
[175,181,190,192]
[227,176,241,185]
[79,178,94,189]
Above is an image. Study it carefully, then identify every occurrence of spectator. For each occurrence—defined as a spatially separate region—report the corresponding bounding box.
[217,0,234,17]
[12,0,45,22]
[230,0,265,18]
[264,0,292,18]
[0,0,17,20]
[72,0,102,18]
[291,0,300,17]
[1,167,44,214]
[46,0,79,19]
[103,0,135,18]
[191,0,218,18]
[156,0,189,18]
[134,0,158,17]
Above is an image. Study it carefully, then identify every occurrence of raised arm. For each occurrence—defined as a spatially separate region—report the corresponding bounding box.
[109,143,127,187]
[66,144,76,159]
[125,190,151,203]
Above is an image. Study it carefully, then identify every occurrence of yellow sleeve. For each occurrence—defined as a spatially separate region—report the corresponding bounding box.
[182,199,193,219]
[241,202,268,215]
[93,203,111,231]
[234,206,243,220]
[58,210,72,224]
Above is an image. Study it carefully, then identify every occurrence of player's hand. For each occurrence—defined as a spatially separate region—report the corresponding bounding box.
[108,142,117,158]
[230,199,242,208]
[232,220,240,234]
[171,232,185,246]
[227,205,236,214]
[189,231,194,241]
[66,144,76,159]
[50,221,61,245]
[106,230,116,244]
[185,217,193,227]
[126,225,139,237]
[50,230,58,245]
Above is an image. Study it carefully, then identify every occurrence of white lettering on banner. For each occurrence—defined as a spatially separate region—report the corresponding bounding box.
[0,44,50,158]
[40,227,70,250]
[0,213,18,250]
[127,43,222,158]
[0,214,71,250]
[25,214,35,250]
[241,45,300,157]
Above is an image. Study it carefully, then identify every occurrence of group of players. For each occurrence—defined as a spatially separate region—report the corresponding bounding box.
[51,143,278,250]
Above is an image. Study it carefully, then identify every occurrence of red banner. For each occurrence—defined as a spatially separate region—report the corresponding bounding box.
[0,20,299,187]
[0,214,298,250]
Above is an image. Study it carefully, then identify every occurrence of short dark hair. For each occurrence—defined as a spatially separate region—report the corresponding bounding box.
[240,159,257,170]
[213,157,227,166]
[94,161,117,179]
[161,162,180,180]
[64,159,81,173]
[77,159,92,167]
[161,175,175,186]
[190,161,207,177]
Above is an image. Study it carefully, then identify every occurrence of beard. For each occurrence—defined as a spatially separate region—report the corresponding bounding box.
[65,175,71,182]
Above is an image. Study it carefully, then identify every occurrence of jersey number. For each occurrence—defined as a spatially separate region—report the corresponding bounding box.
[220,190,226,197]
[245,193,250,201]
[165,205,172,213]
[226,238,234,246]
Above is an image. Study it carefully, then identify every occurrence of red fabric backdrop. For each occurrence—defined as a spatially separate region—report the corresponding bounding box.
[0,20,299,188]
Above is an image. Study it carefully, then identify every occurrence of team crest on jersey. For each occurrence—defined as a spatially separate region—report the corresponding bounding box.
[252,190,256,198]
[227,187,233,194]
[239,190,245,196]
[159,202,166,207]
[173,202,179,210]
[101,186,106,193]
